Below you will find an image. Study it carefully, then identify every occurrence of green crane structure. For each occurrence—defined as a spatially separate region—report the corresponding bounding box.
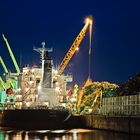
[0,56,8,91]
[2,34,20,74]
[0,35,20,96]
[0,77,6,90]
[0,56,8,74]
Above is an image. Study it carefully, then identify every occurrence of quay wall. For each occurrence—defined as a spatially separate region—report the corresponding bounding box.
[80,115,140,134]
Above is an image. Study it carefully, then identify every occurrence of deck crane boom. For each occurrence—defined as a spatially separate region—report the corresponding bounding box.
[0,77,6,90]
[0,56,8,74]
[57,16,93,75]
[2,34,20,74]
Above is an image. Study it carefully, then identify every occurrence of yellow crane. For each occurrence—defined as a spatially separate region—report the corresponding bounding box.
[57,16,93,75]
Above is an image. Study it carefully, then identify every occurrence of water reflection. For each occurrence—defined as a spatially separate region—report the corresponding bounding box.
[0,129,140,140]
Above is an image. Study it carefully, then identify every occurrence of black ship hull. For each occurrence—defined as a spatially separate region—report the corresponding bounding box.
[0,109,71,130]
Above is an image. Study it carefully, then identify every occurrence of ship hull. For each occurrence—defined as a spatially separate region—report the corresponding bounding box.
[0,109,71,130]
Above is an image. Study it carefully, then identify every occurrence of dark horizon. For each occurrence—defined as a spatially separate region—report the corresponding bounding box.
[0,0,140,87]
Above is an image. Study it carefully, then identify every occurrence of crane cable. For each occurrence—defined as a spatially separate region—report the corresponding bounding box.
[88,20,93,80]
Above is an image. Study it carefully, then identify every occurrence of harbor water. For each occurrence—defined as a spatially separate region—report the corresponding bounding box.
[0,129,140,140]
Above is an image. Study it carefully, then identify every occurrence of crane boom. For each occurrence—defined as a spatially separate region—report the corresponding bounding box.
[57,17,92,75]
[2,34,20,73]
[0,56,8,74]
[0,77,6,89]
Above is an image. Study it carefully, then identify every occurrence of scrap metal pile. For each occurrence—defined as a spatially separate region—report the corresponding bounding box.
[77,81,118,114]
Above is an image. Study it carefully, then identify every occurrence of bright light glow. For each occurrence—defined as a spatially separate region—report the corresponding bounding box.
[89,19,93,24]
[73,132,78,140]
[76,47,79,51]
[25,132,29,140]
[85,16,93,25]
[25,88,29,92]
[88,109,92,113]
[35,94,38,99]
[29,81,34,85]
[55,87,60,91]
[85,17,90,24]
[16,95,22,98]
[17,88,21,91]
[35,130,50,133]
[56,82,58,85]
[70,97,77,102]
[26,102,30,107]
[43,102,49,106]
[31,69,35,73]
[68,129,94,133]
[54,70,58,74]
[51,130,65,133]
[37,85,41,90]
[61,103,66,107]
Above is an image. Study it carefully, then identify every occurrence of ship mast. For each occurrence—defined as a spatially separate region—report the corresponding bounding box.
[34,42,53,88]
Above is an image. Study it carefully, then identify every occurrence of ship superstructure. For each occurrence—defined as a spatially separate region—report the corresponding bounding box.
[17,42,73,109]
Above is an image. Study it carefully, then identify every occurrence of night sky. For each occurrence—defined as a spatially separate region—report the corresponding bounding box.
[0,0,140,87]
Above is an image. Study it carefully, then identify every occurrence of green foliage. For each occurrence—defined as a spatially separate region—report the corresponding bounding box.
[117,72,140,96]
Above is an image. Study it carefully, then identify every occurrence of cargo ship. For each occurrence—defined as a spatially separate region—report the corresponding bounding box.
[0,41,72,130]
[0,17,92,129]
